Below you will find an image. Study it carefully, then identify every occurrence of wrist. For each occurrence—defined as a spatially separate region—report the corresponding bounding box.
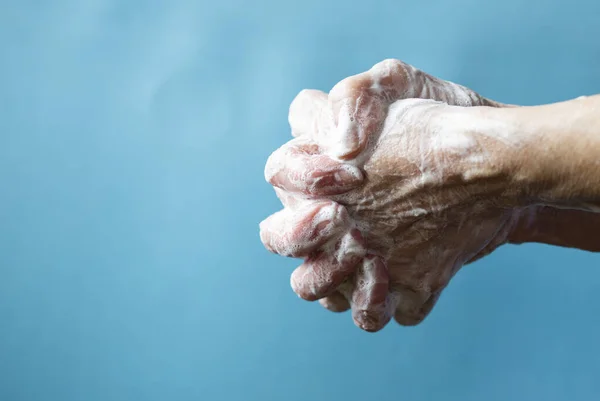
[496,96,600,211]
[461,105,534,207]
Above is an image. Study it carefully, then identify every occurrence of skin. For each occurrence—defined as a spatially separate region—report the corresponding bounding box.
[260,59,600,332]
[500,95,600,211]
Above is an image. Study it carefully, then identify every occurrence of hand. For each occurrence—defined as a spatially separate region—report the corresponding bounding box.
[260,60,600,332]
[261,59,510,331]
[262,60,512,330]
[262,65,524,330]
[308,59,506,161]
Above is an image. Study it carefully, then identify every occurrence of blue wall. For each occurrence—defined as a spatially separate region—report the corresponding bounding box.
[1,1,599,400]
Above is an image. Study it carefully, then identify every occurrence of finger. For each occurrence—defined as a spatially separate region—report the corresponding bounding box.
[386,278,434,327]
[358,59,497,107]
[465,214,517,265]
[327,59,416,159]
[265,137,363,196]
[259,201,349,257]
[324,94,385,160]
[351,255,393,332]
[391,256,461,326]
[393,289,442,326]
[290,229,366,301]
[327,59,502,159]
[289,89,330,138]
[319,291,351,313]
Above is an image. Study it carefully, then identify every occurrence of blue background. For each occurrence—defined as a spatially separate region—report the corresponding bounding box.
[1,1,600,400]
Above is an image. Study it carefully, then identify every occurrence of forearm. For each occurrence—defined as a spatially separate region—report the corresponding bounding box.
[503,95,600,211]
[510,206,600,252]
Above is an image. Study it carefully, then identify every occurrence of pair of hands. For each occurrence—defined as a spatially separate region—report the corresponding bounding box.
[259,59,594,332]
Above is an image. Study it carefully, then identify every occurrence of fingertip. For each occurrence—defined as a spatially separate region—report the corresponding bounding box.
[264,146,284,185]
[290,264,320,301]
[265,139,364,195]
[258,213,279,253]
[351,255,392,332]
[289,89,328,138]
[260,201,351,258]
[393,311,423,327]
[319,291,351,313]
[290,232,365,302]
[393,290,441,327]
[352,309,389,332]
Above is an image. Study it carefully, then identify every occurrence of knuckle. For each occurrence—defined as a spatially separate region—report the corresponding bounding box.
[372,58,406,72]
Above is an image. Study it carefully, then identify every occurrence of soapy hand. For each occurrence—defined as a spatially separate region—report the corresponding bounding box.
[260,60,518,331]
